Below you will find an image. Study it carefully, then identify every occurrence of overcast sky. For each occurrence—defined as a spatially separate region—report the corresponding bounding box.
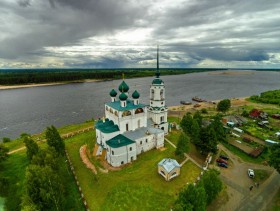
[1,0,280,69]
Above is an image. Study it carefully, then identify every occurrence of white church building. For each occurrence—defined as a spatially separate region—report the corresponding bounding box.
[93,47,169,167]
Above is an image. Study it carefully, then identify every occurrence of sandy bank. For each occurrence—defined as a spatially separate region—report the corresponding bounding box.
[209,71,255,75]
[168,97,249,114]
[0,79,101,90]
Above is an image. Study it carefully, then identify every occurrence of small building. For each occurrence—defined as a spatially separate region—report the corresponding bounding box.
[249,109,268,120]
[158,158,180,181]
[272,114,280,120]
[233,127,243,133]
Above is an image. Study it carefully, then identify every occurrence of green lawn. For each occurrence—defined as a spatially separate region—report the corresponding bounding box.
[66,130,201,210]
[166,130,181,146]
[4,120,94,152]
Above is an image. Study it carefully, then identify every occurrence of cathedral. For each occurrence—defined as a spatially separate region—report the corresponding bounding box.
[93,47,168,167]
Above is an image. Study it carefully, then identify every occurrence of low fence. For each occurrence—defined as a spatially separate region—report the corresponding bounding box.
[65,150,90,211]
[62,127,94,139]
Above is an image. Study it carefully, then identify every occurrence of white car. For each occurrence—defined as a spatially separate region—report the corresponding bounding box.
[248,169,255,178]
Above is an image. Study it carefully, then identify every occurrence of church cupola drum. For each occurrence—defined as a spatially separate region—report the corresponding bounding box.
[148,46,169,133]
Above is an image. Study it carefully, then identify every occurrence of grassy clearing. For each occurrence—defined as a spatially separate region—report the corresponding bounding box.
[221,142,269,164]
[66,130,201,210]
[4,120,94,152]
[168,116,181,124]
[269,188,280,211]
[0,135,87,211]
[253,169,271,184]
[166,129,181,146]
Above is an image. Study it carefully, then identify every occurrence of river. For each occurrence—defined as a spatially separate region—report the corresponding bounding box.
[0,70,279,139]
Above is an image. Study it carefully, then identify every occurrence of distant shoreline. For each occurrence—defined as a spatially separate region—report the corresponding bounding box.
[0,79,102,90]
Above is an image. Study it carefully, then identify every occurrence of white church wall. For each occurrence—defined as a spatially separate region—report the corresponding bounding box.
[106,144,137,167]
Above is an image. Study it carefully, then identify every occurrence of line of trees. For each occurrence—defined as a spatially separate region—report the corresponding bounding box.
[0,68,222,85]
[174,169,223,211]
[21,126,67,210]
[250,90,280,105]
[180,112,226,154]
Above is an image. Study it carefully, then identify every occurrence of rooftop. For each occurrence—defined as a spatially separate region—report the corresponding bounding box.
[106,134,135,148]
[106,99,146,111]
[123,126,164,140]
[95,119,119,133]
[158,158,180,173]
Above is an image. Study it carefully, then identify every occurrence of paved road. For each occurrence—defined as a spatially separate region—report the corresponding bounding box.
[237,170,280,211]
[218,144,280,211]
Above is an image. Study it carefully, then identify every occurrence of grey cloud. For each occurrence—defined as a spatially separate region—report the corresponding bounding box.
[18,0,31,7]
[0,0,148,59]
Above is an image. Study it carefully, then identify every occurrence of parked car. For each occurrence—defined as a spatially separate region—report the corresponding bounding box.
[248,169,255,178]
[217,162,228,168]
[220,155,229,160]
[216,158,228,165]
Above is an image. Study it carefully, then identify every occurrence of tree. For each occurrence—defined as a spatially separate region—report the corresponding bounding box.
[175,183,207,211]
[180,113,193,135]
[193,111,202,127]
[46,125,65,155]
[175,133,190,158]
[217,99,231,112]
[241,110,249,117]
[200,169,222,204]
[211,114,226,143]
[23,136,39,161]
[199,127,218,154]
[2,137,11,143]
[0,143,9,163]
[23,164,65,211]
[190,119,201,146]
[269,145,280,174]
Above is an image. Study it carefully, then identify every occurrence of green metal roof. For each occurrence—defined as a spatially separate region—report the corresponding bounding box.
[152,78,163,85]
[106,100,146,111]
[110,89,117,97]
[95,120,119,133]
[106,134,135,148]
[118,81,129,92]
[132,90,140,99]
[119,92,128,101]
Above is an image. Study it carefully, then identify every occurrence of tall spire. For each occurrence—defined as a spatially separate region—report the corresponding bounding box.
[156,45,160,78]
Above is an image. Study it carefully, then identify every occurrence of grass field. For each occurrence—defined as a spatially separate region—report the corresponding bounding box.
[66,130,201,210]
[3,120,94,152]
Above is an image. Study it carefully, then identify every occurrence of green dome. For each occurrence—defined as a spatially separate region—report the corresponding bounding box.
[132,90,140,99]
[110,89,117,97]
[118,81,129,92]
[119,92,128,101]
[152,78,163,85]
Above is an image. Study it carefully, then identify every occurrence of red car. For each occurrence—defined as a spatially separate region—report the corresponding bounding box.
[216,158,228,165]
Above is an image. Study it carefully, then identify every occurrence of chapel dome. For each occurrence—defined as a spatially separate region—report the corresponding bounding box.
[119,92,128,101]
[132,90,140,99]
[110,89,117,97]
[118,81,129,92]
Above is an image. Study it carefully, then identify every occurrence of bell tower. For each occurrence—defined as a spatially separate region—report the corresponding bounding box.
[148,45,168,133]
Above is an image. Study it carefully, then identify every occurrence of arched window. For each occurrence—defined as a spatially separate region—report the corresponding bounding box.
[122,110,131,117]
[114,111,118,116]
[112,151,114,155]
[151,89,154,99]
[135,108,144,114]
[160,89,164,99]
[109,108,113,113]
[130,147,132,151]
[106,106,108,111]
